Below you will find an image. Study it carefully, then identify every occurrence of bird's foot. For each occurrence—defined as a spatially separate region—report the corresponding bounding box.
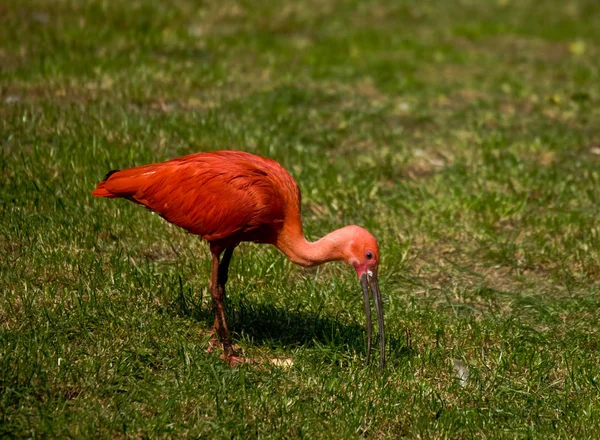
[206,337,255,366]
[221,353,256,366]
[206,337,241,353]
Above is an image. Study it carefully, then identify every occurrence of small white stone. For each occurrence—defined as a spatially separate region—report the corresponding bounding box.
[452,359,469,388]
[5,95,21,104]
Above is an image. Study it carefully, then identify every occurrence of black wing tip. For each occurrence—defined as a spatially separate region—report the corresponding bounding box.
[103,170,120,181]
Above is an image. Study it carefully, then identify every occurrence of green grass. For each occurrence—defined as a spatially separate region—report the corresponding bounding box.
[2,0,600,437]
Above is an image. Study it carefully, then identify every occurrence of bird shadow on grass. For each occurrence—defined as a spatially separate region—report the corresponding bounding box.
[168,289,415,363]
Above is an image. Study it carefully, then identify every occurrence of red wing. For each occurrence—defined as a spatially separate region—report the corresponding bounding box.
[99,157,285,243]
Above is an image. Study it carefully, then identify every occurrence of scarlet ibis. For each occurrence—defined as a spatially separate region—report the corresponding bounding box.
[92,150,385,369]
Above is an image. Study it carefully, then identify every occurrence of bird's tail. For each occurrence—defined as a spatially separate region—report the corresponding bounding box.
[92,170,120,198]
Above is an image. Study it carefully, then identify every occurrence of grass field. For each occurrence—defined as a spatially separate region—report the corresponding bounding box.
[2,0,600,437]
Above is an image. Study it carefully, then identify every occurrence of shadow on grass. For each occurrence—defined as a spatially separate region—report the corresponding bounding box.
[169,289,415,362]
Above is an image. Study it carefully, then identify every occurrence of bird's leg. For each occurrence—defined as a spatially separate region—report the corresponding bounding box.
[210,251,232,355]
[209,247,236,358]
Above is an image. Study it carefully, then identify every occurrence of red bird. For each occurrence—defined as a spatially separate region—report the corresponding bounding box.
[92,150,385,369]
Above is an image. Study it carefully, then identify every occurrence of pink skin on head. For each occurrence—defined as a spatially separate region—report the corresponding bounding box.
[353,257,378,278]
[339,226,380,278]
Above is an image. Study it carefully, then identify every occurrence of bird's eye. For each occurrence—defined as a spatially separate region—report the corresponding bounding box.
[366,251,373,260]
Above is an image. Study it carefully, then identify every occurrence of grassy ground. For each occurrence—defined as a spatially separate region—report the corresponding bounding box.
[2,0,600,437]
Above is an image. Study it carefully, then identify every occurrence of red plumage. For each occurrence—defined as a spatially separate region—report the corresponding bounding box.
[93,150,385,369]
[93,151,301,253]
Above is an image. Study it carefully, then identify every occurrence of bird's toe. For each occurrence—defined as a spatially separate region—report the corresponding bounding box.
[221,353,255,366]
[206,337,241,354]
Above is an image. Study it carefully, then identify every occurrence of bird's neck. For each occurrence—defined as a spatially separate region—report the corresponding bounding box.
[276,228,348,268]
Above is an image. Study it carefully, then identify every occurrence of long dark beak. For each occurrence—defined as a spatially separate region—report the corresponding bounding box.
[360,270,385,371]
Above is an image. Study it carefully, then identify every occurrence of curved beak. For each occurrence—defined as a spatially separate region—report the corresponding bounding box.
[360,270,386,371]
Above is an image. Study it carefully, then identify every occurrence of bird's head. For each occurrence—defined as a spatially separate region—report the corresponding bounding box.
[339,225,380,278]
[338,225,385,370]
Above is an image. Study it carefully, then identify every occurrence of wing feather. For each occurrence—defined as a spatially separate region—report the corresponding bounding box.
[98,151,290,244]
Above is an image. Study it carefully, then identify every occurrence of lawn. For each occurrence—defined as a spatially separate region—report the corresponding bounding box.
[2,0,600,437]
